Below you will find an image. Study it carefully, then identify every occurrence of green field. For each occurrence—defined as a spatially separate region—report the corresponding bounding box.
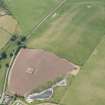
[27,0,105,66]
[5,0,62,35]
[61,36,105,105]
[0,0,105,105]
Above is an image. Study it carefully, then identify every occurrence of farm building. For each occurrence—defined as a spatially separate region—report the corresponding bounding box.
[8,48,79,96]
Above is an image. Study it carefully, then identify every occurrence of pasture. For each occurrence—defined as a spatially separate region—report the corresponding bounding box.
[0,13,20,93]
[4,0,62,34]
[61,36,105,105]
[27,0,105,65]
[4,0,105,65]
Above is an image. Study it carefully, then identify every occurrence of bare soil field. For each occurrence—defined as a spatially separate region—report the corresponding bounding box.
[8,48,78,96]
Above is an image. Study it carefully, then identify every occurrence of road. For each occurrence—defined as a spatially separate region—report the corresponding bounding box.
[0,0,66,104]
[0,54,15,104]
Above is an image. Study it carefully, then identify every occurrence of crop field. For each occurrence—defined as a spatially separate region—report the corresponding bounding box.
[0,29,10,49]
[0,42,18,93]
[0,15,18,49]
[61,36,105,105]
[0,0,105,105]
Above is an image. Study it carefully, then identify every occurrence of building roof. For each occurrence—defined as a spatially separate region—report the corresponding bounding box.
[8,48,78,96]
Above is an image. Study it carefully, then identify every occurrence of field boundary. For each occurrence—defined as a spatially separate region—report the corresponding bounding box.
[58,30,105,105]
[0,0,105,104]
[26,0,66,39]
[25,0,105,41]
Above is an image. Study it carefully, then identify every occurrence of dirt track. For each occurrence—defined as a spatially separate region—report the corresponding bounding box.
[37,103,59,105]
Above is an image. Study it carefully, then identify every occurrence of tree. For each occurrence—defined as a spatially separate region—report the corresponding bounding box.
[21,36,26,42]
[15,47,21,55]
[5,63,9,68]
[1,52,7,58]
[10,35,17,42]
[0,0,5,7]
[0,0,7,10]
[9,53,13,57]
[0,52,7,60]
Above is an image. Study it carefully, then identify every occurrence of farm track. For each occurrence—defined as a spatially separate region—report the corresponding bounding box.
[1,0,105,50]
[26,0,105,40]
[0,54,15,104]
[0,0,105,104]
[26,0,66,39]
